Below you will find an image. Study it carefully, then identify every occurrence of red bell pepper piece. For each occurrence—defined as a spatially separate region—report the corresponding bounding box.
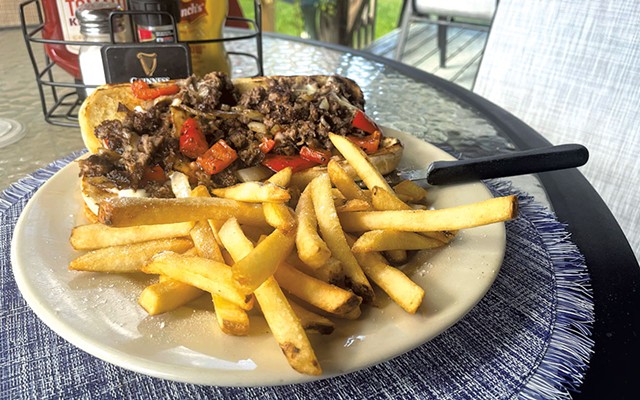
[197,140,238,175]
[179,118,209,159]
[351,109,379,134]
[299,146,331,165]
[347,130,381,154]
[262,154,319,173]
[131,80,180,100]
[259,137,276,153]
[142,165,166,183]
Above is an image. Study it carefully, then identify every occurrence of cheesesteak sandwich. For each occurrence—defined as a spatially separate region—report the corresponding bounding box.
[78,73,403,213]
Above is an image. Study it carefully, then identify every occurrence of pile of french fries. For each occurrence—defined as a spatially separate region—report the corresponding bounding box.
[68,133,518,375]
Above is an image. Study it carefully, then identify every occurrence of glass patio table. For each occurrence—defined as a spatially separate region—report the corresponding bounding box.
[1,27,638,399]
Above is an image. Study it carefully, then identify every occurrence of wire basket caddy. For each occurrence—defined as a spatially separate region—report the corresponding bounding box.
[19,0,264,128]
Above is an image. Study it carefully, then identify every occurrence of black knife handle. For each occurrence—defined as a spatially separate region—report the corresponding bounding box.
[426,144,589,185]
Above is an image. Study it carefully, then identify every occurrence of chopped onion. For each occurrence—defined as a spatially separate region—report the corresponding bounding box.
[248,121,267,134]
[319,97,330,110]
[235,165,273,182]
[170,171,192,198]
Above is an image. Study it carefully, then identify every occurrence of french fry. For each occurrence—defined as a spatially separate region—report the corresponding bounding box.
[263,167,297,232]
[70,221,194,250]
[219,219,321,375]
[141,252,254,311]
[327,159,370,203]
[231,227,295,295]
[186,197,250,336]
[98,196,267,227]
[312,257,344,284]
[263,202,297,233]
[294,187,332,269]
[351,230,446,252]
[332,305,362,320]
[190,220,224,260]
[371,186,456,243]
[212,181,291,203]
[384,250,408,265]
[138,278,204,315]
[266,166,293,187]
[274,262,362,315]
[218,218,255,259]
[194,187,251,336]
[288,299,335,335]
[309,173,374,302]
[339,195,519,232]
[212,294,250,336]
[329,132,395,194]
[190,184,211,198]
[68,238,193,273]
[347,236,425,314]
[393,179,428,202]
[335,199,372,212]
[370,185,412,211]
[254,276,322,375]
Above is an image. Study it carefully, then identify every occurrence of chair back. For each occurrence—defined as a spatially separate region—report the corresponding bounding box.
[474,0,640,259]
[413,0,496,21]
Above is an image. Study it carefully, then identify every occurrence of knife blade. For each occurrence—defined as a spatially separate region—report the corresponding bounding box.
[395,144,589,185]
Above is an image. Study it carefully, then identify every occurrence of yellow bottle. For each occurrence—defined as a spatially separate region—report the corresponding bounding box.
[177,0,231,77]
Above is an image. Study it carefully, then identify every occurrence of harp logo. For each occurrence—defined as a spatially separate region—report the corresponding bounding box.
[137,52,158,76]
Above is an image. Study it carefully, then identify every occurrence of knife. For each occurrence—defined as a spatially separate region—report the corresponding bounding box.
[395,144,589,185]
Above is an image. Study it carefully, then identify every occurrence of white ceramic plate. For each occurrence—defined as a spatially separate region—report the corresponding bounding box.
[11,128,505,386]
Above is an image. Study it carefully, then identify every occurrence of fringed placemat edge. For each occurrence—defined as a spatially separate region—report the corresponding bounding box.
[489,179,595,399]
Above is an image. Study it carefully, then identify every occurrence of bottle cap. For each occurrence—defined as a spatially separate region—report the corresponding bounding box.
[129,0,180,27]
[76,2,126,36]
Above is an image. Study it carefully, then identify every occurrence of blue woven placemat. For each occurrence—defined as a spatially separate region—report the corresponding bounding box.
[0,153,594,399]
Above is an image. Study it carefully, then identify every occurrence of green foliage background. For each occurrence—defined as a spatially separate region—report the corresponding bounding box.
[237,0,403,41]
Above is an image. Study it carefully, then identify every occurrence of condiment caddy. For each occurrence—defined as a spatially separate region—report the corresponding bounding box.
[19,0,264,127]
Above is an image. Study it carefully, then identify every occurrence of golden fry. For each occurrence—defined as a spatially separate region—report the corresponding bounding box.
[68,238,193,273]
[263,202,297,233]
[352,249,425,314]
[142,252,253,310]
[274,262,362,315]
[371,185,412,211]
[212,181,291,203]
[70,221,194,250]
[98,196,267,227]
[351,230,446,252]
[294,187,332,269]
[288,299,335,335]
[329,133,395,193]
[309,173,374,302]
[219,220,321,375]
[212,294,250,336]
[371,187,456,243]
[267,166,293,187]
[339,195,519,232]
[232,228,295,294]
[393,179,428,202]
[190,220,224,261]
[254,276,322,375]
[327,159,370,202]
[335,199,372,212]
[138,278,204,315]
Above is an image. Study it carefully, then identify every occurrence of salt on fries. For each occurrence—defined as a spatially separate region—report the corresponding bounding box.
[68,133,518,376]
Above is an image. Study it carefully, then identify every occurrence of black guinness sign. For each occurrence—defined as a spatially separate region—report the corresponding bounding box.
[101,43,191,84]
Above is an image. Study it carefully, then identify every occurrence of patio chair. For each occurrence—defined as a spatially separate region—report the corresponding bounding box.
[394,0,497,67]
[473,0,640,259]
